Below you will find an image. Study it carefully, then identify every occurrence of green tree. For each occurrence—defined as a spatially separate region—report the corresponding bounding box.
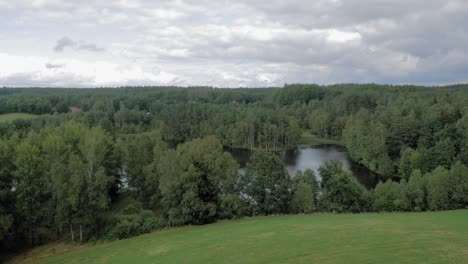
[55,102,70,113]
[318,161,369,213]
[307,110,331,138]
[457,111,468,166]
[372,180,410,212]
[425,167,450,211]
[0,139,15,249]
[220,194,247,219]
[241,152,292,215]
[120,131,167,209]
[291,169,318,213]
[41,134,72,237]
[428,138,455,170]
[14,140,49,245]
[448,162,468,208]
[67,127,114,242]
[161,136,239,225]
[318,160,343,190]
[406,169,426,211]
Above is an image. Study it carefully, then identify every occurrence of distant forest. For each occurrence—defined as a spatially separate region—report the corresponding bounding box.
[1,84,467,254]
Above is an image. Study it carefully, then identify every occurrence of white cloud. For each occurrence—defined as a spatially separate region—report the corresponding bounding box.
[1,0,468,86]
[326,29,361,43]
[0,53,180,87]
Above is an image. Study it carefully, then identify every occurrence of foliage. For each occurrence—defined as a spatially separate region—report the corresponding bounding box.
[160,136,239,225]
[290,169,318,213]
[240,152,292,215]
[1,84,468,254]
[105,205,164,240]
[372,180,410,212]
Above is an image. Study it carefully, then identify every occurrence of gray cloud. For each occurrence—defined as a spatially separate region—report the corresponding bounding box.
[77,43,104,52]
[53,36,75,52]
[53,36,104,53]
[2,0,468,87]
[45,62,65,69]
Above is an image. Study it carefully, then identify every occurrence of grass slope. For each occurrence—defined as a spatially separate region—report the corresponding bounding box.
[0,113,37,123]
[11,210,468,264]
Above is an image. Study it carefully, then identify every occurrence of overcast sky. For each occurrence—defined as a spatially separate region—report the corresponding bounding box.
[1,0,467,87]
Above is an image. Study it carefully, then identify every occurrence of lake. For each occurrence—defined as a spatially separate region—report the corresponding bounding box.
[228,144,391,190]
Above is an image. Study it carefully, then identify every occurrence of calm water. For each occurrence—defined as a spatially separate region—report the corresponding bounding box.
[228,144,390,190]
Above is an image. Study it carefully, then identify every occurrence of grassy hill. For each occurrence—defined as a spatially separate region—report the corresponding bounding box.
[0,113,37,122]
[10,210,468,264]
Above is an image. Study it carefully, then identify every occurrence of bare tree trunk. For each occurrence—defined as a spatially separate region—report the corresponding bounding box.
[79,225,83,243]
[70,224,75,243]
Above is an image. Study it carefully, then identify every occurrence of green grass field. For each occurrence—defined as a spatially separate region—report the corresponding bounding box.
[0,113,37,123]
[298,131,345,146]
[11,210,468,264]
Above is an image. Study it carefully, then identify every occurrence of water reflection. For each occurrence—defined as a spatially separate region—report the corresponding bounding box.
[228,144,390,190]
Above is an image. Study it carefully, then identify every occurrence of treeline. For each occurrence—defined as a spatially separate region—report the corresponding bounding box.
[2,84,468,175]
[2,124,466,254]
[0,102,302,151]
[276,84,468,177]
[1,84,468,256]
[0,87,268,115]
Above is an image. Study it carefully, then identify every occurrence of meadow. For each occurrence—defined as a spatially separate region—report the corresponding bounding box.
[0,113,37,122]
[11,210,468,264]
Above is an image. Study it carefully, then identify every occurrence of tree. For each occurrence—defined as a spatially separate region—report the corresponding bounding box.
[318,161,369,213]
[120,131,167,209]
[457,111,468,166]
[67,127,114,242]
[406,169,426,211]
[0,139,15,250]
[14,140,49,245]
[398,148,412,179]
[372,180,410,212]
[41,134,72,238]
[343,110,393,175]
[240,152,292,215]
[55,102,70,113]
[425,166,450,211]
[160,136,239,225]
[447,162,468,209]
[307,110,331,138]
[399,147,419,179]
[291,169,318,213]
[427,138,455,171]
[318,160,343,190]
[220,194,247,219]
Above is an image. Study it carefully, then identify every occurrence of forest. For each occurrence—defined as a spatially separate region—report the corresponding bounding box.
[1,84,468,255]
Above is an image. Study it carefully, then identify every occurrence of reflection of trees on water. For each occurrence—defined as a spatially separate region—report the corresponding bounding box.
[228,144,395,190]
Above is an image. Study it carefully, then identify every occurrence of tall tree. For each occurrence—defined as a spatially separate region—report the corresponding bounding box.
[319,161,369,213]
[0,139,15,250]
[425,166,450,211]
[67,127,113,242]
[120,131,167,209]
[240,152,292,215]
[14,140,49,245]
[160,136,239,225]
[406,169,426,211]
[291,169,318,213]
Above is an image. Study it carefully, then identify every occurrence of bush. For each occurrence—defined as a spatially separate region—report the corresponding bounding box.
[105,205,165,240]
[220,193,247,219]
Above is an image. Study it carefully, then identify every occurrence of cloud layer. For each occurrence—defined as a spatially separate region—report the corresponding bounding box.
[1,0,467,87]
[53,37,104,53]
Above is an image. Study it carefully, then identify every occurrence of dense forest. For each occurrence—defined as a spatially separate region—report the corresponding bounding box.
[1,84,468,255]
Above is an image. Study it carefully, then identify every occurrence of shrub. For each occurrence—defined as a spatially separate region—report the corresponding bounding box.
[105,205,165,240]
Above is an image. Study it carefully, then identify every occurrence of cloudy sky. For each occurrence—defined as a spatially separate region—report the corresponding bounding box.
[1,0,467,87]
